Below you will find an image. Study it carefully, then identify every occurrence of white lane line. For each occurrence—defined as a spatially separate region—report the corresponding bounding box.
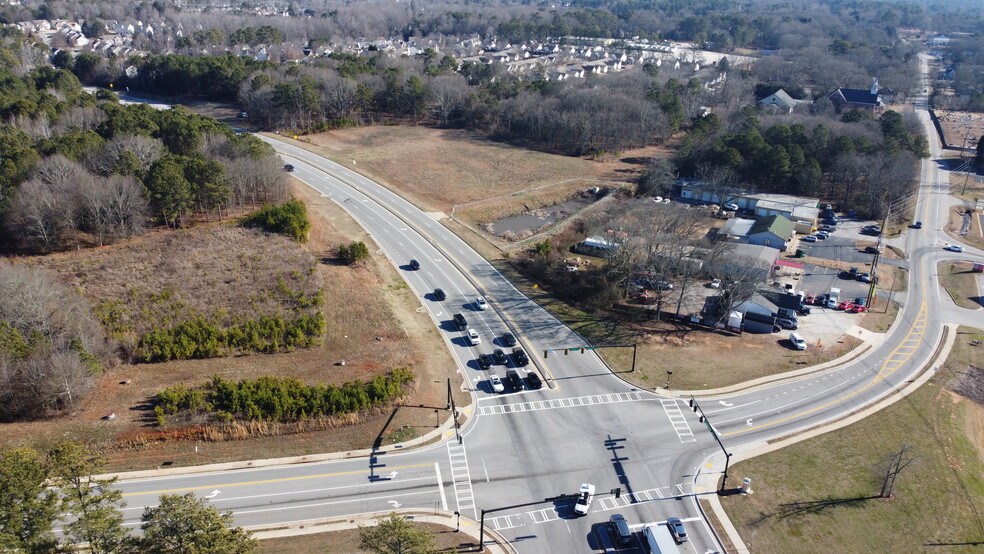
[435,463,448,512]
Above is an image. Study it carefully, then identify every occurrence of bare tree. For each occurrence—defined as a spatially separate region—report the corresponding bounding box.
[317,73,360,121]
[8,179,61,249]
[429,74,469,127]
[90,134,166,176]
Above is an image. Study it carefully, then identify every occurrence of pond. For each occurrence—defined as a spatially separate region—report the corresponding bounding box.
[490,196,597,240]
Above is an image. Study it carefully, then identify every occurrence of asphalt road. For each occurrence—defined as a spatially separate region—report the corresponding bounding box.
[111,52,984,553]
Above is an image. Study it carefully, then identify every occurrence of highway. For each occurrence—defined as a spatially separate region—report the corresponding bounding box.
[112,52,983,553]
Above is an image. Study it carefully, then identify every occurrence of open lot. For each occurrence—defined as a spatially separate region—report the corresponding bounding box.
[720,326,984,552]
[938,260,984,309]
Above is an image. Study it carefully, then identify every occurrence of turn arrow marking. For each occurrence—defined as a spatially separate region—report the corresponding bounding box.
[388,500,401,509]
[205,490,220,500]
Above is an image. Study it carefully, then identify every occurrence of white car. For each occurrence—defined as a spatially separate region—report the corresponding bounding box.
[789,332,807,350]
[801,235,818,242]
[467,328,481,345]
[573,483,595,516]
[944,244,964,252]
[709,278,721,288]
[724,202,739,211]
[488,374,504,393]
[475,296,488,310]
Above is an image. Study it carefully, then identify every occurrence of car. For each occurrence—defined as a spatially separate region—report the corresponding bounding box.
[709,278,721,288]
[573,483,595,516]
[797,304,812,315]
[239,111,248,118]
[864,246,880,254]
[850,305,868,313]
[467,328,481,345]
[777,316,798,330]
[826,296,838,309]
[492,349,508,364]
[609,514,632,545]
[453,313,467,330]
[511,347,529,366]
[859,272,872,282]
[488,374,504,393]
[819,224,836,232]
[653,281,674,291]
[837,301,854,311]
[854,297,866,307]
[849,267,860,277]
[478,354,492,369]
[789,332,807,350]
[913,221,923,229]
[433,288,447,301]
[502,333,517,347]
[475,296,488,310]
[525,371,543,390]
[283,164,295,172]
[666,517,689,542]
[505,369,524,391]
[409,259,420,270]
[804,294,816,305]
[814,232,828,240]
[944,244,964,252]
[724,202,739,211]
[801,235,818,242]
[839,270,854,280]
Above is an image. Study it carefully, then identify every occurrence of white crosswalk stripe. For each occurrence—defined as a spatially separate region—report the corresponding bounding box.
[477,392,647,416]
[660,398,697,443]
[446,442,477,519]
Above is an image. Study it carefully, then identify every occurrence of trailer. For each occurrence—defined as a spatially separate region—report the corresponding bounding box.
[643,523,680,554]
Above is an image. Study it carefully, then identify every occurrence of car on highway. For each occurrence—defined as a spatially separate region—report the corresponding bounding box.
[801,235,818,242]
[505,369,524,392]
[488,374,504,393]
[944,244,964,252]
[475,296,488,310]
[511,347,529,366]
[573,483,595,516]
[837,301,854,311]
[666,517,689,542]
[453,313,467,330]
[467,328,481,345]
[525,371,543,390]
[912,221,923,229]
[502,333,517,347]
[478,354,492,369]
[609,514,632,545]
[284,164,295,172]
[434,288,446,301]
[789,332,807,350]
[409,259,420,270]
[492,349,508,364]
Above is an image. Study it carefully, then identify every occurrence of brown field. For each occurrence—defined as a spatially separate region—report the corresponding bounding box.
[257,521,489,554]
[0,183,467,471]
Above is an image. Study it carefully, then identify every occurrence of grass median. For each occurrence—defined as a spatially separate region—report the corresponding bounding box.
[719,326,984,552]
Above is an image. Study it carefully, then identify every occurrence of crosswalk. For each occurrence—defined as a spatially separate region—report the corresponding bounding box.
[477,391,647,416]
[446,442,477,519]
[660,399,697,442]
[489,483,692,531]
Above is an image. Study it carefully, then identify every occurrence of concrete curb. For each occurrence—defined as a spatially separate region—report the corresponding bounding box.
[105,405,470,481]
[249,509,517,553]
[698,323,956,553]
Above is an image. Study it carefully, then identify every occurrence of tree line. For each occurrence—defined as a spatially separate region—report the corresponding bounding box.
[0,441,256,553]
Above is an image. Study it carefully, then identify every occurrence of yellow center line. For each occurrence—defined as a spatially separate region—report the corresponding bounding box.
[122,463,434,497]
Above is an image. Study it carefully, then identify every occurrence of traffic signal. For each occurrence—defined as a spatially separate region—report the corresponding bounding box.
[699,415,705,423]
[689,398,697,411]
[615,487,621,498]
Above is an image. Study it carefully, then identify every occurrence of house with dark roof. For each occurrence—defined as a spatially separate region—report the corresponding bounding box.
[747,215,795,251]
[826,78,884,114]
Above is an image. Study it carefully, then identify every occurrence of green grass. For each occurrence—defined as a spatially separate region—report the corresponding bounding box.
[720,326,984,553]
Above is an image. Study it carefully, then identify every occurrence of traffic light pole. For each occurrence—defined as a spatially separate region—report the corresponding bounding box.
[689,397,732,491]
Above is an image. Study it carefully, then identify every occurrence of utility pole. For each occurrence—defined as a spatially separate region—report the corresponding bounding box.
[689,397,733,491]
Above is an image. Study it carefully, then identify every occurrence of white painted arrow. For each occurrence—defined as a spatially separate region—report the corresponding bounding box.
[746,419,754,426]
[718,400,734,407]
[388,500,401,509]
[205,490,220,500]
[387,471,398,479]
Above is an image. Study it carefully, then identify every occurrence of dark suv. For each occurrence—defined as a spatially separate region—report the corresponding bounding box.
[505,370,524,391]
[433,288,446,301]
[511,348,529,366]
[409,259,420,270]
[453,313,468,331]
[609,514,632,545]
[525,371,543,390]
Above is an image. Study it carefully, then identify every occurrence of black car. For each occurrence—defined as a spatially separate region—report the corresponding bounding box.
[864,246,880,254]
[478,354,492,370]
[433,288,446,301]
[502,333,517,347]
[525,371,543,390]
[797,304,812,315]
[492,349,508,364]
[284,164,295,172]
[409,259,420,270]
[453,313,468,331]
[505,370,524,391]
[511,347,529,366]
[912,221,923,229]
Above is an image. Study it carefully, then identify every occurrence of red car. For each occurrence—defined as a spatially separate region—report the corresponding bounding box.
[837,301,854,311]
[804,295,816,305]
[850,305,867,313]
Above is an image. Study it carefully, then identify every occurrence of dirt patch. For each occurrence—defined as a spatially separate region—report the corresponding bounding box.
[933,109,984,151]
[0,182,467,471]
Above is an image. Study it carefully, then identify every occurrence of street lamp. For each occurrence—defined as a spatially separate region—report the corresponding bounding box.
[665,371,673,389]
[689,397,733,491]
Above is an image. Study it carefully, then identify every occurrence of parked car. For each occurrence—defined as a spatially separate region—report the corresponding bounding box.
[789,332,807,350]
[573,483,595,516]
[525,371,543,390]
[944,244,964,252]
[502,333,517,347]
[505,369,524,392]
[409,259,420,270]
[859,272,872,282]
[837,301,854,311]
[864,246,881,254]
[475,296,488,310]
[801,235,818,242]
[709,278,721,288]
[797,304,812,315]
[851,305,868,313]
[609,514,632,545]
[826,296,838,309]
[511,347,529,366]
[849,267,860,277]
[488,374,504,393]
[815,231,829,239]
[434,288,447,301]
[854,297,866,307]
[492,349,508,364]
[804,295,816,305]
[777,316,798,330]
[239,111,248,118]
[666,517,689,542]
[724,202,739,211]
[819,224,836,232]
[478,354,492,369]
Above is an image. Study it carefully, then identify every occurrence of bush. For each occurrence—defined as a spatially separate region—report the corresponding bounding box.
[240,199,310,243]
[338,241,369,264]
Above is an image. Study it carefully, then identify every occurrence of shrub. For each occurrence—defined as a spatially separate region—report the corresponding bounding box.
[240,199,310,243]
[338,241,369,264]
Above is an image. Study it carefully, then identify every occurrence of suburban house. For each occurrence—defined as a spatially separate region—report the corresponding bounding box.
[746,215,795,251]
[758,89,803,113]
[718,218,756,242]
[724,243,778,283]
[735,294,779,334]
[826,79,884,114]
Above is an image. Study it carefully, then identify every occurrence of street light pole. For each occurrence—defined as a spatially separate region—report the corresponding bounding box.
[689,397,733,491]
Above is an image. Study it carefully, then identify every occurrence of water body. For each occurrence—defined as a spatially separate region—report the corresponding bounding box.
[491,197,595,237]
